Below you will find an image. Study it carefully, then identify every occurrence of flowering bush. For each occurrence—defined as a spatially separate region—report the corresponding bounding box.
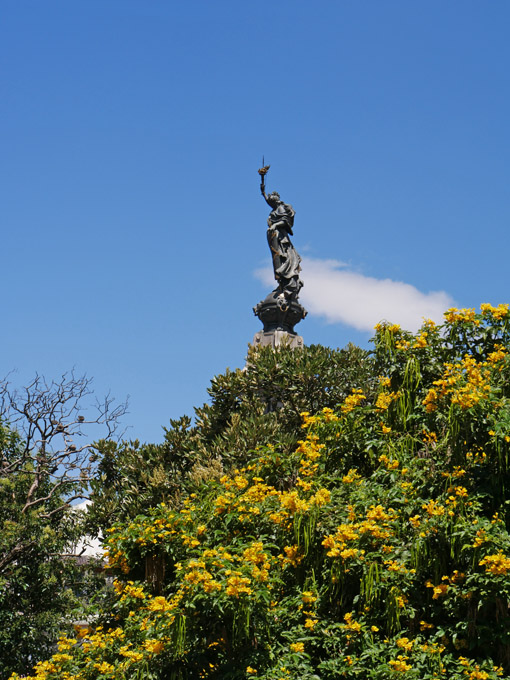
[12,305,510,679]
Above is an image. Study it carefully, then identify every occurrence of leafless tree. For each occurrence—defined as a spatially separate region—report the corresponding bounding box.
[0,371,128,516]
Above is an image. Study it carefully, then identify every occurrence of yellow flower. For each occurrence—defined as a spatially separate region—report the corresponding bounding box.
[144,639,165,654]
[409,515,421,528]
[226,574,252,597]
[322,406,339,422]
[422,499,445,517]
[419,620,434,631]
[480,303,509,319]
[413,332,428,348]
[290,642,304,652]
[94,662,115,674]
[302,591,317,604]
[341,389,366,414]
[378,454,399,470]
[396,637,414,651]
[246,667,258,675]
[343,612,362,632]
[425,581,448,599]
[376,391,400,411]
[342,468,361,483]
[311,488,331,506]
[445,307,478,324]
[280,544,303,567]
[147,596,174,612]
[388,656,412,672]
[375,322,401,333]
[479,552,510,575]
[422,430,437,444]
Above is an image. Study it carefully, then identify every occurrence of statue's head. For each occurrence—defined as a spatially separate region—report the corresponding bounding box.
[268,191,281,206]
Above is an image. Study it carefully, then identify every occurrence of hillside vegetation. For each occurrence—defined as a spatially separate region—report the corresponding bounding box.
[10,304,510,680]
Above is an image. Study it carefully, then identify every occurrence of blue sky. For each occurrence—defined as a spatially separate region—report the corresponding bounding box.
[2,1,509,443]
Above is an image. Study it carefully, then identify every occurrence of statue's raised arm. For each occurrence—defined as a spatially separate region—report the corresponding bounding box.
[258,163,271,202]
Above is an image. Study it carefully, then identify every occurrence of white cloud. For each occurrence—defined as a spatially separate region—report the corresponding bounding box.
[255,257,455,333]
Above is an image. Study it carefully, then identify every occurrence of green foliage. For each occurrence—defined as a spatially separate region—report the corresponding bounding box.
[88,343,375,531]
[0,423,86,676]
[15,304,510,680]
[0,372,125,676]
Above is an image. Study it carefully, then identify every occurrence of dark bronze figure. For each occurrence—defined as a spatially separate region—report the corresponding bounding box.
[254,164,307,336]
[258,165,303,311]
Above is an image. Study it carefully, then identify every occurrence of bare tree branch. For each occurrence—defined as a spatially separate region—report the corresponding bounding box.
[0,371,128,513]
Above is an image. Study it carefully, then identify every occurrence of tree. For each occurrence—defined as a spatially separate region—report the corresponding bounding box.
[88,342,375,532]
[14,304,510,680]
[0,372,126,677]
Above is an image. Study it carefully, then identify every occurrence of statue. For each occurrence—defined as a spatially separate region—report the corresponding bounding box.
[259,165,304,311]
[253,163,307,342]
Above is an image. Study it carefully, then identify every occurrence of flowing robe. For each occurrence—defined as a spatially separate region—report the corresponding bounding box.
[266,202,303,298]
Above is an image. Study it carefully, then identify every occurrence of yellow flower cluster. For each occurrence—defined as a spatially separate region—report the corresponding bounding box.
[423,353,496,412]
[226,574,252,597]
[183,560,222,593]
[242,541,271,581]
[487,344,507,365]
[422,430,437,444]
[322,406,340,422]
[422,499,445,517]
[480,303,509,320]
[395,339,411,351]
[302,604,319,630]
[444,307,479,324]
[378,454,399,470]
[322,505,396,560]
[296,433,325,478]
[279,489,311,514]
[278,544,303,568]
[342,611,362,634]
[105,548,130,573]
[143,639,165,654]
[413,331,428,348]
[388,655,412,671]
[300,411,318,428]
[479,552,510,575]
[120,582,146,600]
[341,389,366,414]
[147,595,179,612]
[375,390,400,411]
[425,579,448,599]
[12,620,171,680]
[374,322,401,333]
[342,468,362,484]
[396,637,414,651]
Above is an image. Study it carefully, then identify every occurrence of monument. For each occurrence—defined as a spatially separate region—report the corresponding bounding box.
[253,163,307,348]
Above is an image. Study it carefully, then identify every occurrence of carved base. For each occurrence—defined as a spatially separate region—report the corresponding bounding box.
[252,330,304,349]
[253,291,307,334]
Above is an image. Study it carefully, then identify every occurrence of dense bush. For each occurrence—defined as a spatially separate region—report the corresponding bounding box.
[11,304,510,680]
[88,343,375,532]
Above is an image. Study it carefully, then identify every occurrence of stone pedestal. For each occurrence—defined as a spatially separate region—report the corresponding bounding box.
[252,329,304,349]
[252,290,307,349]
